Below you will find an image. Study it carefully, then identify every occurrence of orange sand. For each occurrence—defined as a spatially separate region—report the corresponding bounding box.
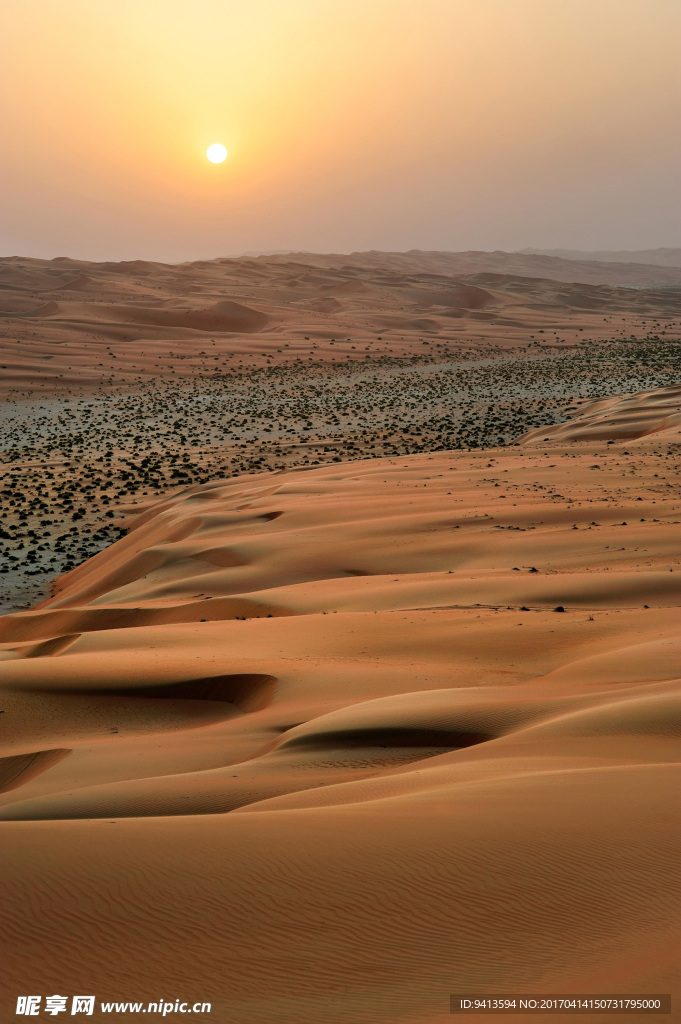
[2,385,681,1020]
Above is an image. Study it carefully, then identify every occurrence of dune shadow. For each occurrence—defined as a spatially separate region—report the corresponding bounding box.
[0,748,71,794]
[80,673,278,712]
[282,726,491,751]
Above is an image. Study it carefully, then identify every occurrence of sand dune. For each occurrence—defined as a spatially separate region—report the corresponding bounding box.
[2,423,681,1020]
[519,382,681,443]
[520,246,681,269]
[30,298,269,334]
[285,248,681,286]
[2,251,681,396]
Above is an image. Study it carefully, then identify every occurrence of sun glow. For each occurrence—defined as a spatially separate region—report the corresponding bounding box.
[3,0,678,260]
[206,143,227,164]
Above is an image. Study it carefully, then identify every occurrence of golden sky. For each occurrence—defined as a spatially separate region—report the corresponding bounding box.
[2,0,679,260]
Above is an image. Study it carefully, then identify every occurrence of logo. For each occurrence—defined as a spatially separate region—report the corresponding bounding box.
[16,997,95,1016]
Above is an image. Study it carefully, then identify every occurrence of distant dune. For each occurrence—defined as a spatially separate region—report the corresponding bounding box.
[260,249,681,286]
[2,251,681,395]
[520,247,681,268]
[33,298,269,334]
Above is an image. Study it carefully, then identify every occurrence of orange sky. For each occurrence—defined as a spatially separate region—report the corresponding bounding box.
[2,0,680,261]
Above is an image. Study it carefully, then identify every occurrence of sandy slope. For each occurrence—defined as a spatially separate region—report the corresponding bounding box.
[1,411,681,1021]
[518,383,681,444]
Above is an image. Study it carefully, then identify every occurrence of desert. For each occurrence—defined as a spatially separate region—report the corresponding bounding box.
[4,0,681,1016]
[1,247,681,1022]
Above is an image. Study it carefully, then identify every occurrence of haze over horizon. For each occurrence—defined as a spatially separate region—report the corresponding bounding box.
[3,0,680,263]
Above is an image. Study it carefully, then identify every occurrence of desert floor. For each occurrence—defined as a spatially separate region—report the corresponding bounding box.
[1,252,680,1023]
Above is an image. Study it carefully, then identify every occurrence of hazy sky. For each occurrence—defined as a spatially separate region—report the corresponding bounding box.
[2,0,680,261]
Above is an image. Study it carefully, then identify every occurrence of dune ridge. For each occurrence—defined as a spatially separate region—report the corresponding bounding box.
[517,382,681,444]
[2,403,681,1020]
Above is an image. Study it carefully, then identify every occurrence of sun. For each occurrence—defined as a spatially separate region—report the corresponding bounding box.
[206,143,227,164]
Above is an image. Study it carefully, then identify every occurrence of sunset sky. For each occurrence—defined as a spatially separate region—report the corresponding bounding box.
[2,0,679,261]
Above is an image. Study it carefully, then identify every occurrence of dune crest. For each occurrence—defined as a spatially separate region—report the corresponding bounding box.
[518,382,681,443]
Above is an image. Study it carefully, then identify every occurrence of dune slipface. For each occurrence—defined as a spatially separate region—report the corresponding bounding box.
[1,423,681,1023]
